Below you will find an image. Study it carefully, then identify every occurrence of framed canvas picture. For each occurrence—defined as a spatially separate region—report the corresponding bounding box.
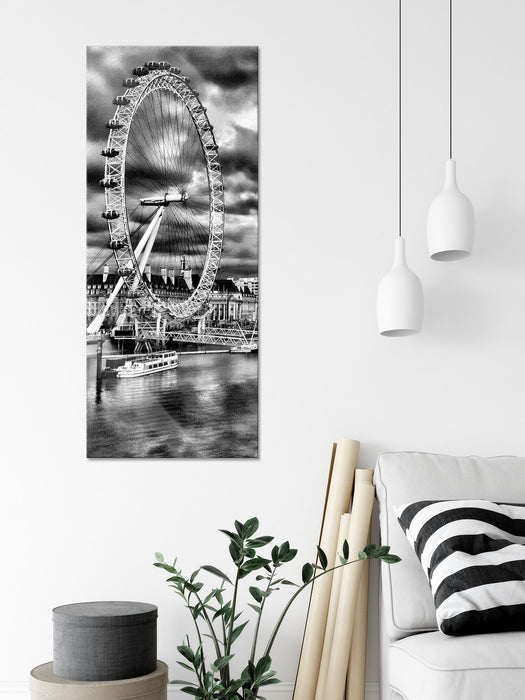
[86,46,258,458]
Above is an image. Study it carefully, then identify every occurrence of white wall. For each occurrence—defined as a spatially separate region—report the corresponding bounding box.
[2,0,524,697]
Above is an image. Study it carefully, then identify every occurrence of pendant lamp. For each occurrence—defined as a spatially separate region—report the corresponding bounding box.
[377,0,423,337]
[427,0,474,260]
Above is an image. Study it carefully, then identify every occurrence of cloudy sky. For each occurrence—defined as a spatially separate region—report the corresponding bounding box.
[87,46,258,278]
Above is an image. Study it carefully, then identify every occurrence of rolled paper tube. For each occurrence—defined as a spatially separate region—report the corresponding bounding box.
[323,479,375,700]
[314,513,352,700]
[346,526,372,700]
[355,468,374,485]
[293,438,360,700]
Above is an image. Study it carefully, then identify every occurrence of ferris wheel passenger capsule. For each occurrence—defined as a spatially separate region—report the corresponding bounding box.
[118,267,133,278]
[99,178,120,189]
[109,239,125,250]
[169,67,181,75]
[101,209,120,220]
[101,147,119,157]
[113,95,130,106]
[145,61,160,70]
[158,61,171,70]
[105,119,122,129]
[133,66,149,77]
[122,78,140,88]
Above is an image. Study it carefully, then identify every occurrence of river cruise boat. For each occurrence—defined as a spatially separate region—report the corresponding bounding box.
[230,344,257,353]
[117,350,178,378]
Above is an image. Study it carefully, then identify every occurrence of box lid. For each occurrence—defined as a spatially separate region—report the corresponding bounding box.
[52,601,157,628]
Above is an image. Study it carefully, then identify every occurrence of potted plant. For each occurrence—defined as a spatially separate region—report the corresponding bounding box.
[154,516,400,699]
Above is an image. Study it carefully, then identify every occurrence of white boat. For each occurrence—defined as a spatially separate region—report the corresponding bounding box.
[117,351,179,378]
[231,344,257,353]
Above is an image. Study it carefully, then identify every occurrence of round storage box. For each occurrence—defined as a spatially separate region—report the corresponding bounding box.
[52,602,157,681]
[30,661,168,700]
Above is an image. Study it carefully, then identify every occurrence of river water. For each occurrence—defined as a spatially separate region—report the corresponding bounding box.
[86,348,258,458]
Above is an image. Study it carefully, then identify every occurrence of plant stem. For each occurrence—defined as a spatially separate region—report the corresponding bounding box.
[224,566,241,686]
[249,565,276,664]
[187,593,205,672]
[192,590,226,685]
[263,558,362,659]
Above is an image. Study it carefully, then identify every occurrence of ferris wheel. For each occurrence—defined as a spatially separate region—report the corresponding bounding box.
[88,60,224,334]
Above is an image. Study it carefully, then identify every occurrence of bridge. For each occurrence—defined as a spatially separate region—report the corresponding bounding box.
[112,321,258,350]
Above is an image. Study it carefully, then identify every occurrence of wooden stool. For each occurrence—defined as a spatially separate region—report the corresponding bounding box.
[30,661,168,700]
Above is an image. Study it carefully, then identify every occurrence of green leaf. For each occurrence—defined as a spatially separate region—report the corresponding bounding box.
[271,545,280,565]
[177,645,194,663]
[302,562,314,584]
[247,536,274,548]
[339,555,348,565]
[343,539,350,560]
[363,543,376,556]
[176,661,194,672]
[249,586,264,603]
[280,549,298,563]
[153,562,177,574]
[243,517,260,539]
[240,557,271,575]
[278,541,290,558]
[201,565,233,584]
[373,545,391,558]
[281,579,299,586]
[155,552,164,563]
[381,554,402,564]
[235,520,245,537]
[169,679,195,685]
[213,603,231,621]
[219,529,243,546]
[230,620,249,644]
[180,688,205,697]
[229,541,242,564]
[212,653,234,671]
[248,603,262,614]
[317,546,328,570]
[259,677,281,686]
[358,551,367,561]
[255,655,272,677]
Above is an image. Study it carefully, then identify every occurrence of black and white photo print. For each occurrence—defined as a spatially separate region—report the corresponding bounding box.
[86,47,258,458]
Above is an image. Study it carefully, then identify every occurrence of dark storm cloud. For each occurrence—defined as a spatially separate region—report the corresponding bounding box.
[181,47,257,90]
[220,125,258,180]
[87,46,257,278]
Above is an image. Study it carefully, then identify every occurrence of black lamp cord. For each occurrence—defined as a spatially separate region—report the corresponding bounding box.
[399,0,402,237]
[449,0,453,160]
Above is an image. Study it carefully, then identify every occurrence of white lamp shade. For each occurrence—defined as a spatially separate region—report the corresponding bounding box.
[427,159,474,261]
[377,237,423,336]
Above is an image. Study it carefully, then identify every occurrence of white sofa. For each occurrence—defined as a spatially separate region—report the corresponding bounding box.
[374,452,525,700]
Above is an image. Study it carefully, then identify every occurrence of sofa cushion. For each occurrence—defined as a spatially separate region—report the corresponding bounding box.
[395,499,525,636]
[389,630,525,700]
[373,452,525,640]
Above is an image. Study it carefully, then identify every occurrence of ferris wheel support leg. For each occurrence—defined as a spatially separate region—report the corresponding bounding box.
[87,276,125,335]
[135,208,164,277]
[87,208,164,335]
[133,206,164,265]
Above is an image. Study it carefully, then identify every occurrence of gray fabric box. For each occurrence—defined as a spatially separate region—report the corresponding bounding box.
[53,601,157,682]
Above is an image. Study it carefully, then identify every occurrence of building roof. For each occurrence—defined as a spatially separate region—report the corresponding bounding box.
[86,273,255,296]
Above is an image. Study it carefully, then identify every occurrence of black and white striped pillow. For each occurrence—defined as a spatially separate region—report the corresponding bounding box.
[395,499,525,636]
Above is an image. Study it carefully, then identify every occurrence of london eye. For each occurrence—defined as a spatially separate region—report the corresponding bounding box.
[88,60,224,333]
